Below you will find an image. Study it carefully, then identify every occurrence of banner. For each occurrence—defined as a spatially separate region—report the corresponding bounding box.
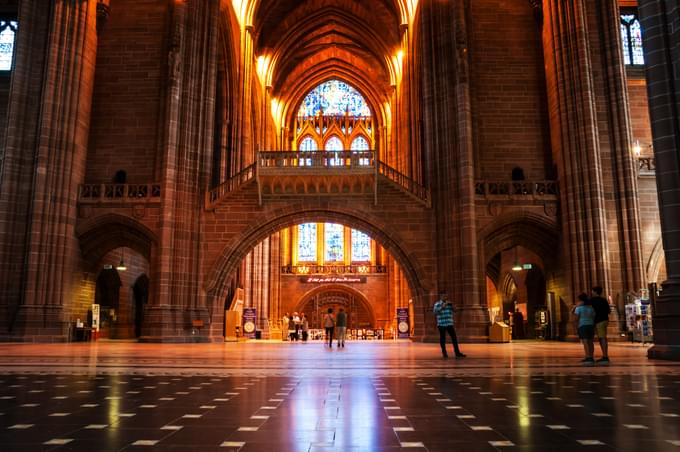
[397,308,409,338]
[242,308,257,339]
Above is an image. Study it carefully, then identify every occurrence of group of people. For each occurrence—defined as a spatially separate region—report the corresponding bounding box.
[282,312,309,341]
[323,307,348,347]
[572,286,611,365]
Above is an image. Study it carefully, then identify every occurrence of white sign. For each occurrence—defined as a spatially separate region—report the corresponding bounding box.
[91,304,100,332]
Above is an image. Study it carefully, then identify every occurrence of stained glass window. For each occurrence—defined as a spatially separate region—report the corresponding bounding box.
[298,223,317,262]
[351,135,370,166]
[298,79,371,117]
[324,223,344,262]
[299,135,317,166]
[621,11,644,66]
[325,135,343,166]
[351,229,370,262]
[0,20,17,71]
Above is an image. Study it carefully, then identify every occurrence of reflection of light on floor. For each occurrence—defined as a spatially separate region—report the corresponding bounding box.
[517,388,530,427]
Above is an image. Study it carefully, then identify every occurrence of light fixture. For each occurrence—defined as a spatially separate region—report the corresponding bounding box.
[115,248,127,271]
[633,140,642,157]
[512,246,522,271]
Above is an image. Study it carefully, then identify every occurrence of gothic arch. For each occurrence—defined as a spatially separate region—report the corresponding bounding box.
[205,208,429,314]
[293,284,376,327]
[479,212,559,267]
[647,236,666,283]
[76,214,158,267]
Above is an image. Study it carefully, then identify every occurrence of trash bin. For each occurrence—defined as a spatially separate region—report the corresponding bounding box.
[255,330,262,339]
[489,322,511,343]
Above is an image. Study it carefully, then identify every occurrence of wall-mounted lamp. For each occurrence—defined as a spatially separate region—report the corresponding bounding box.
[511,246,522,271]
[633,140,642,157]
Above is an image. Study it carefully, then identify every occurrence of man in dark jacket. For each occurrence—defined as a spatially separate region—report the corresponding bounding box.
[590,286,610,364]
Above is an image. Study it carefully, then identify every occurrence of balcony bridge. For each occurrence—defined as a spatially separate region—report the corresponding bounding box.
[205,150,430,210]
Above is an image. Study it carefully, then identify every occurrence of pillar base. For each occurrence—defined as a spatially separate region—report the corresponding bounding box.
[140,305,216,343]
[648,344,680,361]
[0,305,68,342]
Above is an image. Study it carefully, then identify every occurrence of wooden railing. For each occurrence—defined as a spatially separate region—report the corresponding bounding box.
[474,180,559,197]
[258,150,374,169]
[78,183,161,203]
[377,162,430,205]
[205,163,256,209]
[282,264,387,274]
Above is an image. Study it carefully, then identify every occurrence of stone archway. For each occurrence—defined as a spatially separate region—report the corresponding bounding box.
[205,207,431,340]
[294,284,376,330]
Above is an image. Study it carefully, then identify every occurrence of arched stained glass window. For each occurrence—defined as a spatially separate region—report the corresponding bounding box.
[299,136,318,151]
[621,10,644,66]
[350,136,369,150]
[298,223,317,262]
[351,135,370,166]
[324,223,344,262]
[351,229,370,262]
[325,135,343,166]
[298,79,371,117]
[0,20,18,71]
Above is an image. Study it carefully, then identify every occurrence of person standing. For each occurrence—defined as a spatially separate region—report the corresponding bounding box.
[590,286,610,364]
[336,308,348,348]
[323,308,335,347]
[300,313,309,342]
[574,293,595,365]
[281,312,290,341]
[433,292,466,358]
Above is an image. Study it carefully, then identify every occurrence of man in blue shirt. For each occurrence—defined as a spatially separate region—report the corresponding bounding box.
[433,292,466,358]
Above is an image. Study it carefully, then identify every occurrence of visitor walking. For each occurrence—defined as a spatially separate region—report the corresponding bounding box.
[281,312,290,341]
[301,313,309,342]
[590,286,611,364]
[323,308,335,347]
[433,292,466,358]
[574,292,595,365]
[336,308,347,347]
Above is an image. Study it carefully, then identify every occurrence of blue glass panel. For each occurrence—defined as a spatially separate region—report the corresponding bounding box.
[620,22,631,65]
[0,21,17,71]
[298,223,317,262]
[299,136,318,151]
[630,19,645,65]
[325,135,343,166]
[350,136,369,150]
[298,79,371,117]
[324,223,344,262]
[351,229,370,262]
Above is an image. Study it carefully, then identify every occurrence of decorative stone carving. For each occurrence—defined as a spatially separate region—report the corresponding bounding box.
[488,202,502,216]
[544,202,557,217]
[132,205,146,219]
[78,205,92,219]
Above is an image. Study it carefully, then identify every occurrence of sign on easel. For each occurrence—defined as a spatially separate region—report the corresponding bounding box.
[397,308,410,338]
[91,304,100,332]
[242,308,257,339]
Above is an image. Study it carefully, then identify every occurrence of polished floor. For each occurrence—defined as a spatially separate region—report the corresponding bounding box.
[0,340,679,451]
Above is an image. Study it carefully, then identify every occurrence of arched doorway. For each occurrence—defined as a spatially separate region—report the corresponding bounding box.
[94,268,121,339]
[296,286,376,330]
[133,274,149,338]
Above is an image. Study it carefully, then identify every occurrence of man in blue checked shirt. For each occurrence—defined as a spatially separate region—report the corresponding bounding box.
[433,292,466,358]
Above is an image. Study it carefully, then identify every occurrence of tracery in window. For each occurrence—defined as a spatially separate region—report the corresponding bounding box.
[325,135,343,166]
[298,79,371,117]
[0,20,18,71]
[350,135,370,166]
[351,229,370,262]
[297,223,317,262]
[324,223,344,262]
[620,10,644,66]
[299,136,318,151]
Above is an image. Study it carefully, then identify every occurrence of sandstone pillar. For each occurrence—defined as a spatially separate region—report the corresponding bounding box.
[0,0,98,341]
[638,0,680,360]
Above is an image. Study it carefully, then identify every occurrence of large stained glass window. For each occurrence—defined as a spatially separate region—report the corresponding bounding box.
[298,223,317,262]
[324,223,344,262]
[0,20,18,71]
[620,10,644,66]
[351,229,370,262]
[298,79,371,117]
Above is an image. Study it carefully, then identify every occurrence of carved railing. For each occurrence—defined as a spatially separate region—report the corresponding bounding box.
[205,163,256,209]
[638,157,656,175]
[258,150,374,169]
[377,162,430,205]
[474,180,559,197]
[78,183,161,203]
[282,264,387,275]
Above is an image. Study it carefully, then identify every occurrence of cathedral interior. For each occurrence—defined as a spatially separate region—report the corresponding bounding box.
[0,0,678,360]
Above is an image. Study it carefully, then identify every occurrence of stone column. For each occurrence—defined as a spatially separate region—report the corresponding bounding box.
[143,0,218,342]
[0,0,98,340]
[542,0,611,300]
[418,0,486,341]
[638,0,680,360]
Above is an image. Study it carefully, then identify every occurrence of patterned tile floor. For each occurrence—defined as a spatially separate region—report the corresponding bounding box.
[0,341,679,451]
